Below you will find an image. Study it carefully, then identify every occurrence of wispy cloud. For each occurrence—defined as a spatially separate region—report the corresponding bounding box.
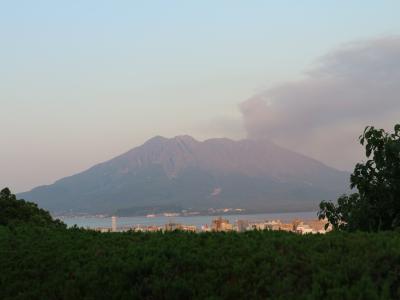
[240,36,400,170]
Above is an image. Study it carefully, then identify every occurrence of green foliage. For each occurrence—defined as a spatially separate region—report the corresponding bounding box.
[0,187,65,228]
[319,124,400,231]
[0,227,399,299]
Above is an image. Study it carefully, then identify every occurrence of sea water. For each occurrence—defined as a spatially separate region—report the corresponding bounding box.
[60,211,318,229]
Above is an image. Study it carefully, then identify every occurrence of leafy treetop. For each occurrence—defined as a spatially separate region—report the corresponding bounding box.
[319,124,400,231]
[0,187,65,227]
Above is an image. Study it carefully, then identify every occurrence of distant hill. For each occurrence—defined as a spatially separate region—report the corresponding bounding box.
[19,136,349,215]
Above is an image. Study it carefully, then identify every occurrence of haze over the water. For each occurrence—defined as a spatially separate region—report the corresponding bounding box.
[1,1,400,192]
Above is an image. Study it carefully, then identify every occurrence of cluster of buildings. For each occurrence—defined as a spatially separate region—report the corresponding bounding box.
[203,217,330,234]
[95,216,331,234]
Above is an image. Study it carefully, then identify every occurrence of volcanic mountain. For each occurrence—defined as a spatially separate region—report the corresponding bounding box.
[19,135,349,215]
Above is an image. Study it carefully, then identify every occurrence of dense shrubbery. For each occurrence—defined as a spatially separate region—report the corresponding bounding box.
[1,225,400,299]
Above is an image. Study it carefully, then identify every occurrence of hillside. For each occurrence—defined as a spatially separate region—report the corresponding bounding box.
[19,136,349,215]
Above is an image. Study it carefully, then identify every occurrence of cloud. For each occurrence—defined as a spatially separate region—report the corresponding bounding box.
[240,36,400,171]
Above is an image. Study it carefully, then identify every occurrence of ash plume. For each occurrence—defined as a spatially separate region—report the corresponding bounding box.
[240,36,400,170]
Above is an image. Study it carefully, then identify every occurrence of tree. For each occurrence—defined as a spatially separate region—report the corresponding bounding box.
[0,187,65,227]
[319,124,400,231]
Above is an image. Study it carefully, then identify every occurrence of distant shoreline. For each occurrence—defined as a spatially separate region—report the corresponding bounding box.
[53,208,318,219]
[60,211,318,229]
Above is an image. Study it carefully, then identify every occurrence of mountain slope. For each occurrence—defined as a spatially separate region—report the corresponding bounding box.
[19,136,349,215]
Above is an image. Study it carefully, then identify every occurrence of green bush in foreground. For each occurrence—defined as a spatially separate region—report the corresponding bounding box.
[1,226,400,300]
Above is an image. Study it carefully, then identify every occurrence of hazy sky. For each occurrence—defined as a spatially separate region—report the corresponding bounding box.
[2,1,400,192]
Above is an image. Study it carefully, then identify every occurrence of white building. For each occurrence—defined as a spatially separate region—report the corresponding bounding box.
[111,216,117,232]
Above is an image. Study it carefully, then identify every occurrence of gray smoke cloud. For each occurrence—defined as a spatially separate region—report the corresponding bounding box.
[240,36,400,171]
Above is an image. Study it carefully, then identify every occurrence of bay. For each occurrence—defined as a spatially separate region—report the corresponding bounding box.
[60,211,318,229]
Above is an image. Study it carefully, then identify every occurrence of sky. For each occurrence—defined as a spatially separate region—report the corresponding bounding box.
[1,1,400,192]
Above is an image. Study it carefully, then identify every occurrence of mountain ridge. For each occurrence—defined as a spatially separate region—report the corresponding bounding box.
[19,135,349,215]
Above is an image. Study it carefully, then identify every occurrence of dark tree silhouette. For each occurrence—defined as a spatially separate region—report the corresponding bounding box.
[0,187,65,227]
[319,124,400,231]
